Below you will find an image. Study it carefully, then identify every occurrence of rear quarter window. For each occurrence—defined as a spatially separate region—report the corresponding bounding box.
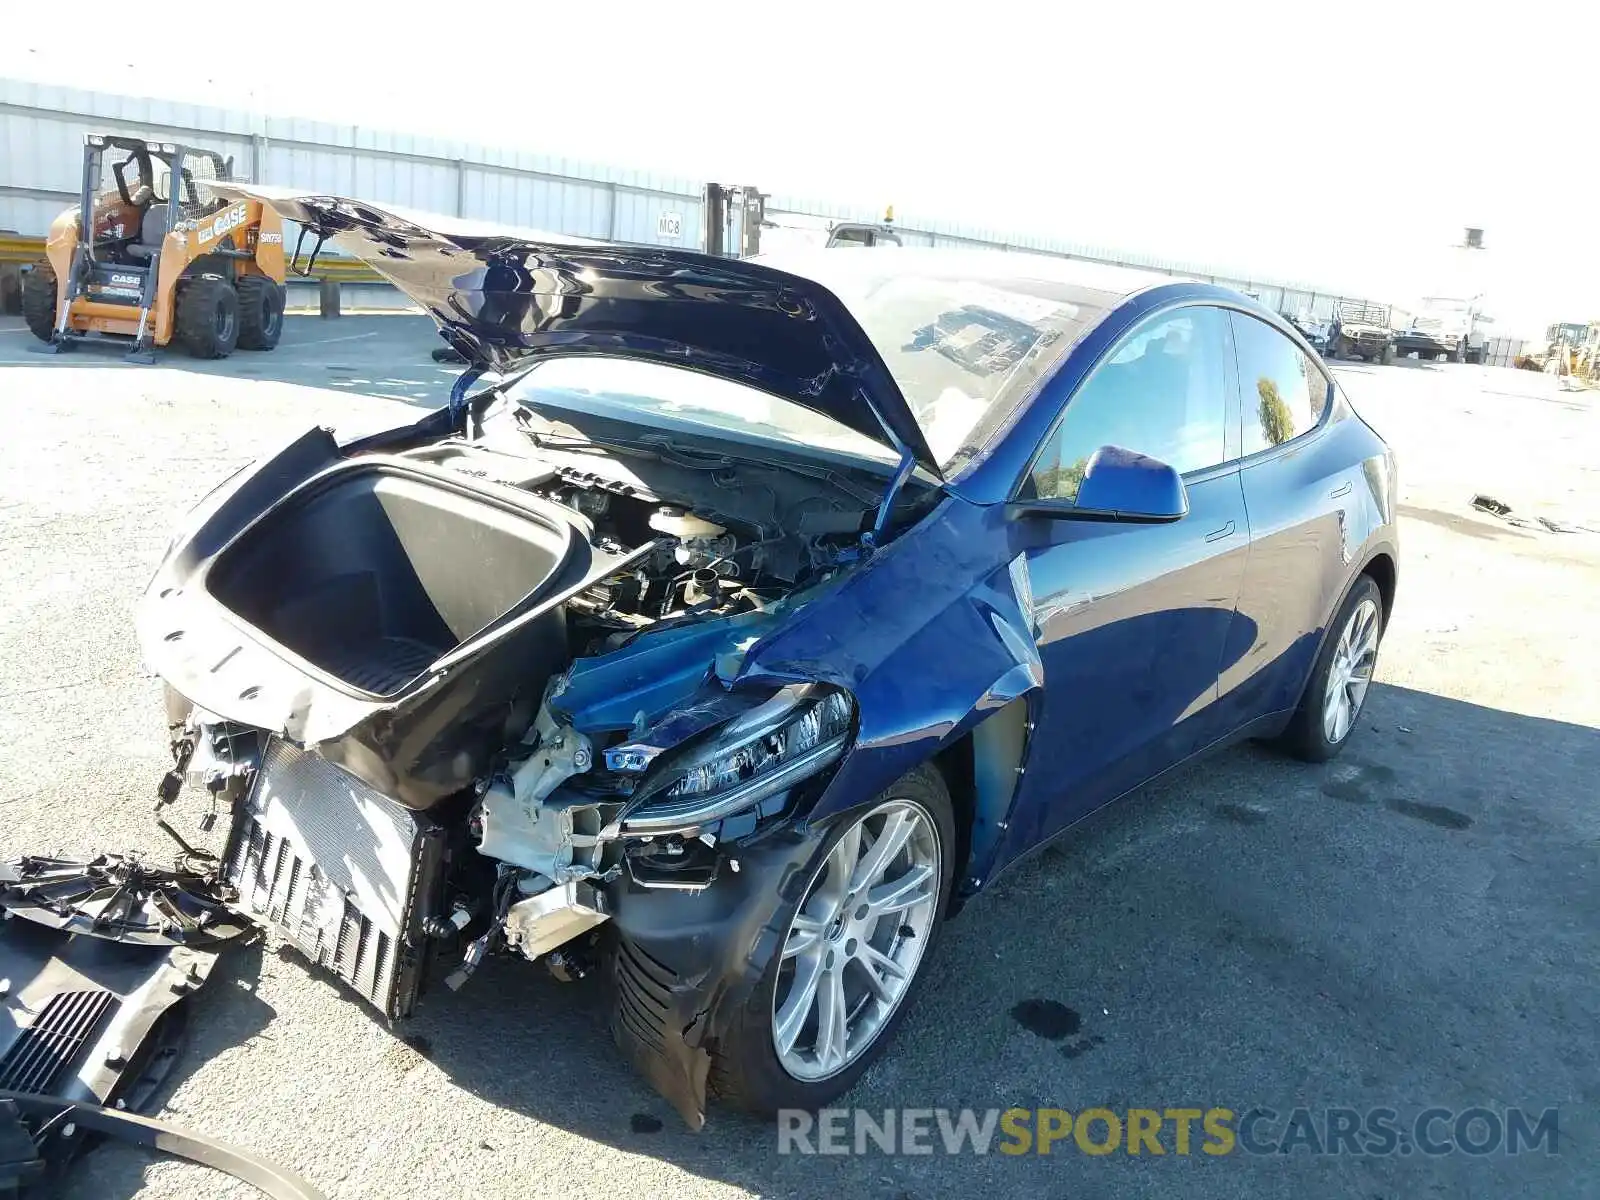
[1231,312,1331,455]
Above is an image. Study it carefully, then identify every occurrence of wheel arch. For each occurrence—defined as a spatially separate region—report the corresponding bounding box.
[1361,548,1397,621]
[1290,544,1397,717]
[931,693,1035,914]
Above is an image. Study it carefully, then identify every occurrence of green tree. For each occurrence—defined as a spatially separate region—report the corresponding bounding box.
[1256,377,1294,446]
[1034,456,1090,502]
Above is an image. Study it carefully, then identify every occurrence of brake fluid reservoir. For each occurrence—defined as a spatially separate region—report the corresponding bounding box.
[648,506,725,540]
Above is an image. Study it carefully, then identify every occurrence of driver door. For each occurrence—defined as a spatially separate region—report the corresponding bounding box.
[1000,304,1251,853]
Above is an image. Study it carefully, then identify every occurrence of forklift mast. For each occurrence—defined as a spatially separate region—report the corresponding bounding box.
[702,184,902,258]
[701,184,766,257]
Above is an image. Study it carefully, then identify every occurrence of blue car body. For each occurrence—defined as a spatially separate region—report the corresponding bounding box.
[143,190,1398,1124]
[534,277,1399,899]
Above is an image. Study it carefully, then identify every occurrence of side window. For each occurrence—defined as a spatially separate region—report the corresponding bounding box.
[1026,306,1230,502]
[1232,313,1331,455]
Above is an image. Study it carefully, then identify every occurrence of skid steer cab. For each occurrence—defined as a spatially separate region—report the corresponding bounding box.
[21,133,288,362]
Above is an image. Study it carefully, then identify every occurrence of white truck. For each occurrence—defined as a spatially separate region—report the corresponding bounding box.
[1392,297,1491,363]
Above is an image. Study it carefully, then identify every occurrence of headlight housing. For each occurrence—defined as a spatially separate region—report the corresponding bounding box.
[620,685,854,833]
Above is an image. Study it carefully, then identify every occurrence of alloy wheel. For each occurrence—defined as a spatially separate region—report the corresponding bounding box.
[1323,597,1380,743]
[771,798,941,1081]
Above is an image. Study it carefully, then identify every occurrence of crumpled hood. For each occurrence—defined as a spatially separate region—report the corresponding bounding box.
[217,184,942,476]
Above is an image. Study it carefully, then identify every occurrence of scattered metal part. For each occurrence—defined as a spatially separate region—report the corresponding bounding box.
[503,881,608,961]
[545,946,593,983]
[0,855,250,947]
[1470,493,1512,517]
[0,1088,326,1200]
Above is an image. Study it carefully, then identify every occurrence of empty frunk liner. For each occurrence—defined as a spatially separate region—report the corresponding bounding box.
[205,460,578,697]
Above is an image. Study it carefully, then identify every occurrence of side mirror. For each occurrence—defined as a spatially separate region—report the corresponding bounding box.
[1011,445,1188,523]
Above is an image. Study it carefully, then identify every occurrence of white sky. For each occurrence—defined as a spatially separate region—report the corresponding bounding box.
[4,0,1593,334]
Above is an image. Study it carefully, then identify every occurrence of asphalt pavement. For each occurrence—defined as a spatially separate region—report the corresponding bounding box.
[1,315,1596,1199]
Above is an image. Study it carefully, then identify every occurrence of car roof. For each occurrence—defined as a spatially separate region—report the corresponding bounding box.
[748,246,1180,310]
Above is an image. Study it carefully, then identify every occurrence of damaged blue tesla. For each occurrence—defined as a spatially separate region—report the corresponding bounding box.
[129,191,1398,1127]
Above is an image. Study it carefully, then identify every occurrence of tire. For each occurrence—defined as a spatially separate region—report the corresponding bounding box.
[706,763,956,1116]
[1280,574,1385,762]
[236,276,285,350]
[21,258,58,343]
[175,276,240,359]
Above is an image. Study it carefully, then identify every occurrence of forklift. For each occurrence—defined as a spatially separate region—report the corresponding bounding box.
[702,184,903,257]
[21,133,288,361]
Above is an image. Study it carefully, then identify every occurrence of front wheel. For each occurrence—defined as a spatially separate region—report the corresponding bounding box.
[236,276,285,350]
[707,764,955,1115]
[21,258,58,343]
[176,276,240,359]
[1280,575,1386,762]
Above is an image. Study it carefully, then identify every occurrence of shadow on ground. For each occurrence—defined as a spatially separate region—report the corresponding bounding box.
[77,682,1598,1198]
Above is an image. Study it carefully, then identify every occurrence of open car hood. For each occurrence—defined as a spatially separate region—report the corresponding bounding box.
[218,184,942,476]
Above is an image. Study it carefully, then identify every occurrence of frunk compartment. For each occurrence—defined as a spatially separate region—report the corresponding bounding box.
[206,462,576,695]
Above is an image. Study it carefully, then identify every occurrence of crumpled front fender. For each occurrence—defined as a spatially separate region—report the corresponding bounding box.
[733,496,1042,869]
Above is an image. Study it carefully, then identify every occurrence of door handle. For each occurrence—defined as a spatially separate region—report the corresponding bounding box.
[1204,520,1236,543]
[1330,481,1353,499]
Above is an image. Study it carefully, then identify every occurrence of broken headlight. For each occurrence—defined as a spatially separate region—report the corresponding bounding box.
[621,685,854,832]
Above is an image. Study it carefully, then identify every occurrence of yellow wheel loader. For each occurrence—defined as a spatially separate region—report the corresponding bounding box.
[21,133,287,362]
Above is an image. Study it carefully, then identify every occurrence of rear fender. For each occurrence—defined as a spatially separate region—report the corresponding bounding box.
[253,203,286,283]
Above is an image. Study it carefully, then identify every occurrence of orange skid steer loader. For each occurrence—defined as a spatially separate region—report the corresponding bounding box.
[22,133,287,362]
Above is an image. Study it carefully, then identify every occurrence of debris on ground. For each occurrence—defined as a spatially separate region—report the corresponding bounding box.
[0,856,322,1198]
[1469,494,1594,534]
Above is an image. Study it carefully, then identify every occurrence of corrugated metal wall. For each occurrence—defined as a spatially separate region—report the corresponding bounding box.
[2,76,1392,315]
[0,78,705,250]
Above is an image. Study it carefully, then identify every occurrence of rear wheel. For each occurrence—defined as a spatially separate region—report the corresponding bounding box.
[236,276,285,350]
[707,764,954,1115]
[1280,574,1385,762]
[21,258,57,343]
[176,276,239,359]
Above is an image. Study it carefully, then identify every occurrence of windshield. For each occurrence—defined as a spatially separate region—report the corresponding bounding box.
[502,357,900,465]
[752,251,1131,469]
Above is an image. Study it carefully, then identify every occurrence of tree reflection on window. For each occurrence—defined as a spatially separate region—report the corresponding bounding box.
[1257,377,1294,446]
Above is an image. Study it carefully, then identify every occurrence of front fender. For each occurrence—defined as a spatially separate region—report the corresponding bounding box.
[738,497,1041,837]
